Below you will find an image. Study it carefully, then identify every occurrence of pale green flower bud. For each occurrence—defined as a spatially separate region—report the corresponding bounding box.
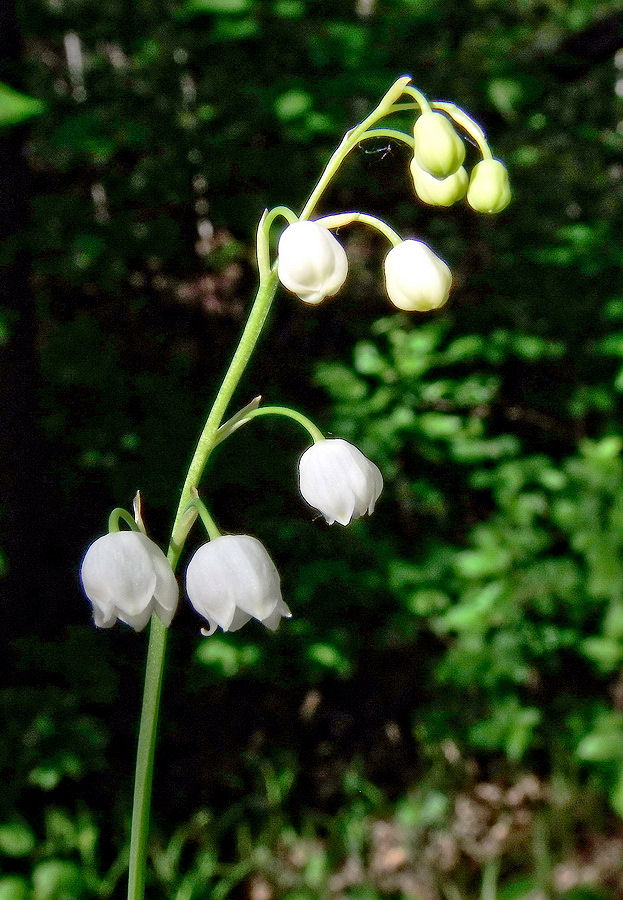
[413,112,465,179]
[384,240,451,312]
[467,158,511,213]
[409,157,468,207]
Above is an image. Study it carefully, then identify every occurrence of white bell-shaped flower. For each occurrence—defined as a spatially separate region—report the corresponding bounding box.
[299,439,383,526]
[384,239,451,312]
[186,534,292,635]
[277,220,348,304]
[80,531,178,631]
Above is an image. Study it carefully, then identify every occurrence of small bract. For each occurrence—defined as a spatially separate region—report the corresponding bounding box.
[186,534,291,635]
[410,157,468,207]
[277,220,348,304]
[299,439,383,526]
[80,531,178,631]
[413,112,465,179]
[384,239,451,312]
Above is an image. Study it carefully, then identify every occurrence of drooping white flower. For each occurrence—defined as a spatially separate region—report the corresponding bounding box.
[384,239,451,312]
[298,439,383,526]
[80,531,178,631]
[186,534,291,635]
[277,220,348,304]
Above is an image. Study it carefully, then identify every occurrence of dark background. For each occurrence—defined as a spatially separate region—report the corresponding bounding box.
[2,0,623,897]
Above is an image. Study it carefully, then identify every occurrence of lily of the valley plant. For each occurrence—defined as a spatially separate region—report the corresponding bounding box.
[79,76,510,899]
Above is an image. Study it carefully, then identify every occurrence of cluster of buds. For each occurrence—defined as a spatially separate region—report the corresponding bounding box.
[81,439,382,634]
[275,88,510,314]
[410,110,510,214]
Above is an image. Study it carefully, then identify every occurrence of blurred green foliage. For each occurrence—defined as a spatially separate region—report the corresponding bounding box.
[3,0,623,896]
[0,82,44,127]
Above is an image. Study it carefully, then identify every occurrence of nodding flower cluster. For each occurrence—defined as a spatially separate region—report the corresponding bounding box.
[81,439,382,634]
[275,91,510,313]
[80,77,509,639]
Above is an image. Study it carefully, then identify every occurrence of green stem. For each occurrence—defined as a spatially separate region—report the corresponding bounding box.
[170,267,280,553]
[263,205,298,229]
[532,809,553,898]
[316,211,402,247]
[239,405,324,443]
[127,616,168,900]
[402,84,431,113]
[360,127,415,149]
[108,508,138,533]
[256,206,299,273]
[126,75,419,899]
[479,858,500,900]
[126,267,280,900]
[299,75,412,221]
[432,101,493,159]
[184,497,221,541]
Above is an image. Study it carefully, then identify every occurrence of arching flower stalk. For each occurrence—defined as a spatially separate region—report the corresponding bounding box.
[78,75,510,900]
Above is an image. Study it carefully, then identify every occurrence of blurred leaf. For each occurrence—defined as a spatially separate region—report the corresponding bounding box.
[0,877,29,900]
[576,712,623,762]
[307,642,351,676]
[32,861,85,900]
[274,90,313,121]
[0,82,44,127]
[176,0,253,16]
[195,636,261,677]
[498,875,537,899]
[0,821,36,857]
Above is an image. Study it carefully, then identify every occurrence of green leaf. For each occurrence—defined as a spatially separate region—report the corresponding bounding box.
[0,82,44,128]
[176,0,252,17]
[0,877,30,900]
[576,713,623,762]
[609,765,623,818]
[498,874,537,899]
[274,90,313,121]
[307,643,351,676]
[582,637,623,673]
[195,636,261,677]
[32,860,86,900]
[271,0,304,17]
[0,821,36,857]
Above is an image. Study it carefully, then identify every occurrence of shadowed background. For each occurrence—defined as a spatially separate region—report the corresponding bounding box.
[2,0,623,897]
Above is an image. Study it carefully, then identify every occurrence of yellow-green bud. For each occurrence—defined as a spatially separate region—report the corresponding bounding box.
[409,157,468,207]
[413,112,465,179]
[466,159,511,214]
